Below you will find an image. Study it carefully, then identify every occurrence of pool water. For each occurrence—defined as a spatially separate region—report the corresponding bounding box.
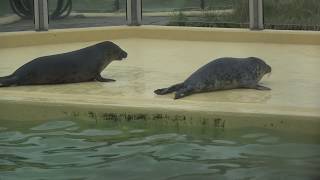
[0,118,319,180]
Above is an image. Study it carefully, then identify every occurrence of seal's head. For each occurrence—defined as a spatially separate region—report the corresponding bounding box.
[248,57,272,78]
[98,41,128,61]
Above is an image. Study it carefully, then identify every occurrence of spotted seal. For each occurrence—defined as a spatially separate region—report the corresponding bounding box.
[0,41,127,87]
[154,57,272,99]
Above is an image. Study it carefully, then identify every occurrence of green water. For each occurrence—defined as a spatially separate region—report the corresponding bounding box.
[0,119,319,180]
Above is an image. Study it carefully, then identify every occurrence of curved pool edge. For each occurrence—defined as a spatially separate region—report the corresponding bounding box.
[0,26,320,48]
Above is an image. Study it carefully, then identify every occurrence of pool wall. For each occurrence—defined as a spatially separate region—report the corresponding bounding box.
[0,98,319,135]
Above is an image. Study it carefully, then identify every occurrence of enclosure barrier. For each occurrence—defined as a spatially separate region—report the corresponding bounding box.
[126,0,142,26]
[249,0,264,30]
[34,0,49,31]
[30,0,264,31]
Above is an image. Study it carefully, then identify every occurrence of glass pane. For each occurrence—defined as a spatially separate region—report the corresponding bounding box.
[0,0,34,32]
[49,0,126,29]
[142,0,249,28]
[264,0,320,31]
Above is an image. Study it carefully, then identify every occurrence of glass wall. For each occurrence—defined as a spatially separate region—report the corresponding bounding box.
[264,0,320,31]
[49,0,127,29]
[1,0,319,32]
[0,0,34,32]
[142,0,249,28]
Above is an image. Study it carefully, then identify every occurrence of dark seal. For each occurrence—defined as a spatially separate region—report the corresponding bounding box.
[154,57,272,99]
[0,41,127,87]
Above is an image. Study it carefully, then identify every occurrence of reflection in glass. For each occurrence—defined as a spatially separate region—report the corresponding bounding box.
[142,0,249,28]
[264,0,320,31]
[49,0,127,29]
[0,0,34,32]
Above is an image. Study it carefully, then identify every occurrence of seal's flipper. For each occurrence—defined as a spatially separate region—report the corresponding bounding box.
[95,75,116,82]
[254,85,271,91]
[154,83,184,95]
[174,87,194,100]
[0,75,18,87]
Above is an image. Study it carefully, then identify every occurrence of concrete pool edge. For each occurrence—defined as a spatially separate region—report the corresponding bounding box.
[0,26,320,48]
[0,26,319,135]
[1,98,319,135]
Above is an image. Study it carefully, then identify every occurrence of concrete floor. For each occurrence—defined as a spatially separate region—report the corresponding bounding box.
[0,37,319,119]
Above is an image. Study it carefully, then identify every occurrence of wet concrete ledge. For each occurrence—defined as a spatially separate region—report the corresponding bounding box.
[0,99,319,135]
[0,26,319,135]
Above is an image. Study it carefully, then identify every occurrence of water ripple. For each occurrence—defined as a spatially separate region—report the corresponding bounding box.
[0,119,319,180]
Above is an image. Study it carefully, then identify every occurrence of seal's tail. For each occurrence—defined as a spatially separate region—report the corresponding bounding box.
[0,75,17,87]
[154,83,184,95]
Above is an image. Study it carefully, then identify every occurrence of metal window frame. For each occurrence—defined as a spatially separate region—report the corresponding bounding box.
[34,0,49,31]
[126,0,142,26]
[249,0,264,30]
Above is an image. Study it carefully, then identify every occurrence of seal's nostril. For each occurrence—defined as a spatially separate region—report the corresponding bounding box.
[123,52,128,58]
[268,66,272,73]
